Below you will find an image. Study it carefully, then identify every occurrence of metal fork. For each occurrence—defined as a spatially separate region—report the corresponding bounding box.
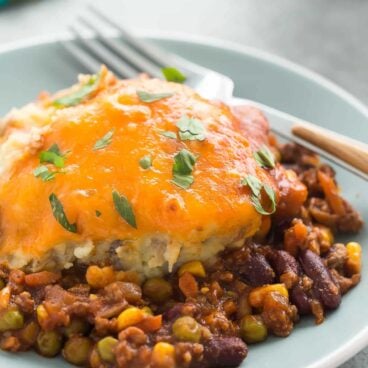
[62,5,368,181]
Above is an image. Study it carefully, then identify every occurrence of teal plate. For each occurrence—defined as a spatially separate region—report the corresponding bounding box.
[0,33,367,368]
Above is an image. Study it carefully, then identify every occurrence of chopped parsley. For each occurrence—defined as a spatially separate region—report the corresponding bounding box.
[139,155,152,170]
[254,146,275,169]
[34,144,67,182]
[252,184,276,215]
[95,210,102,217]
[176,115,206,141]
[161,67,186,83]
[172,149,197,189]
[241,175,263,196]
[137,90,173,103]
[159,131,177,139]
[93,129,114,151]
[39,144,65,168]
[53,73,100,107]
[112,190,137,228]
[49,193,77,233]
[33,165,56,182]
[241,175,276,215]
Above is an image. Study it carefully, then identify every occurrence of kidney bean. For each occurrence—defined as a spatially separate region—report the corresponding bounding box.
[299,249,341,309]
[290,284,311,315]
[270,250,300,277]
[241,252,275,286]
[203,336,248,367]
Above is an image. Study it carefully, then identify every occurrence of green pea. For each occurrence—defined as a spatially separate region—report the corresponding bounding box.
[172,316,202,343]
[19,321,40,345]
[63,318,89,338]
[36,330,63,357]
[97,336,118,363]
[143,277,173,303]
[63,336,93,366]
[240,315,268,343]
[0,309,24,332]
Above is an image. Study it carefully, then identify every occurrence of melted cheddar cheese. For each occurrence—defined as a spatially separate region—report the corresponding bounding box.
[0,69,277,272]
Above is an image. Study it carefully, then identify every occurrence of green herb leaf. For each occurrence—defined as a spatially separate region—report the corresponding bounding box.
[241,175,276,215]
[251,184,276,215]
[172,174,194,189]
[161,67,186,83]
[48,143,62,156]
[176,115,206,141]
[93,129,114,151]
[112,190,137,228]
[33,165,56,182]
[139,155,152,170]
[95,210,102,217]
[137,90,173,103]
[240,175,262,197]
[159,131,177,139]
[53,73,100,107]
[49,193,77,233]
[172,149,197,189]
[39,144,65,168]
[254,145,275,168]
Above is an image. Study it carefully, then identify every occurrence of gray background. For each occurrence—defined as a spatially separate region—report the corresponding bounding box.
[0,0,367,367]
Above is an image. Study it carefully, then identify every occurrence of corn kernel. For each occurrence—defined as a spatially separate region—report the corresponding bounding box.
[36,304,49,328]
[0,287,10,310]
[142,306,153,315]
[317,225,334,253]
[346,242,362,275]
[86,266,115,289]
[178,261,206,278]
[151,342,175,366]
[117,307,145,331]
[248,284,288,308]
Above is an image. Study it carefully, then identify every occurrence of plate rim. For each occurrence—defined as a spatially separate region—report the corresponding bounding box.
[0,30,367,368]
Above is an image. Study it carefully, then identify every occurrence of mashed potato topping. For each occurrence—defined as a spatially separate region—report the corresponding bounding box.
[0,67,280,275]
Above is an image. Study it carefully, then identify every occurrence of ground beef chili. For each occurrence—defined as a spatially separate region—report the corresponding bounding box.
[0,143,363,367]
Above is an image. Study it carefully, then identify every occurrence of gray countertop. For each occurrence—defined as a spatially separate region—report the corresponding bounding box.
[0,0,367,366]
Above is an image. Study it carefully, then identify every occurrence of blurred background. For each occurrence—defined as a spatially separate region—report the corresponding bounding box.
[0,0,367,366]
[0,0,367,105]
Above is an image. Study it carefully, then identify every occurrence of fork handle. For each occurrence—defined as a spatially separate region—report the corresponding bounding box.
[292,123,368,174]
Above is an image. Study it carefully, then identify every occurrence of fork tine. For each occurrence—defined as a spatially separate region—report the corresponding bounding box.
[69,25,137,79]
[60,40,101,74]
[78,16,162,78]
[88,4,173,69]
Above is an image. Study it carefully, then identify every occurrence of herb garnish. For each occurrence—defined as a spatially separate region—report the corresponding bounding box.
[95,210,102,217]
[172,149,197,189]
[33,165,56,182]
[93,129,115,151]
[39,144,65,168]
[137,90,173,103]
[162,67,186,83]
[53,73,100,107]
[139,155,152,170]
[112,190,137,228]
[254,146,275,169]
[49,193,77,233]
[251,185,276,215]
[159,131,177,139]
[176,115,206,141]
[241,175,276,215]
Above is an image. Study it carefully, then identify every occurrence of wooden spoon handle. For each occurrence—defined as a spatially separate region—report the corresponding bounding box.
[292,123,368,174]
